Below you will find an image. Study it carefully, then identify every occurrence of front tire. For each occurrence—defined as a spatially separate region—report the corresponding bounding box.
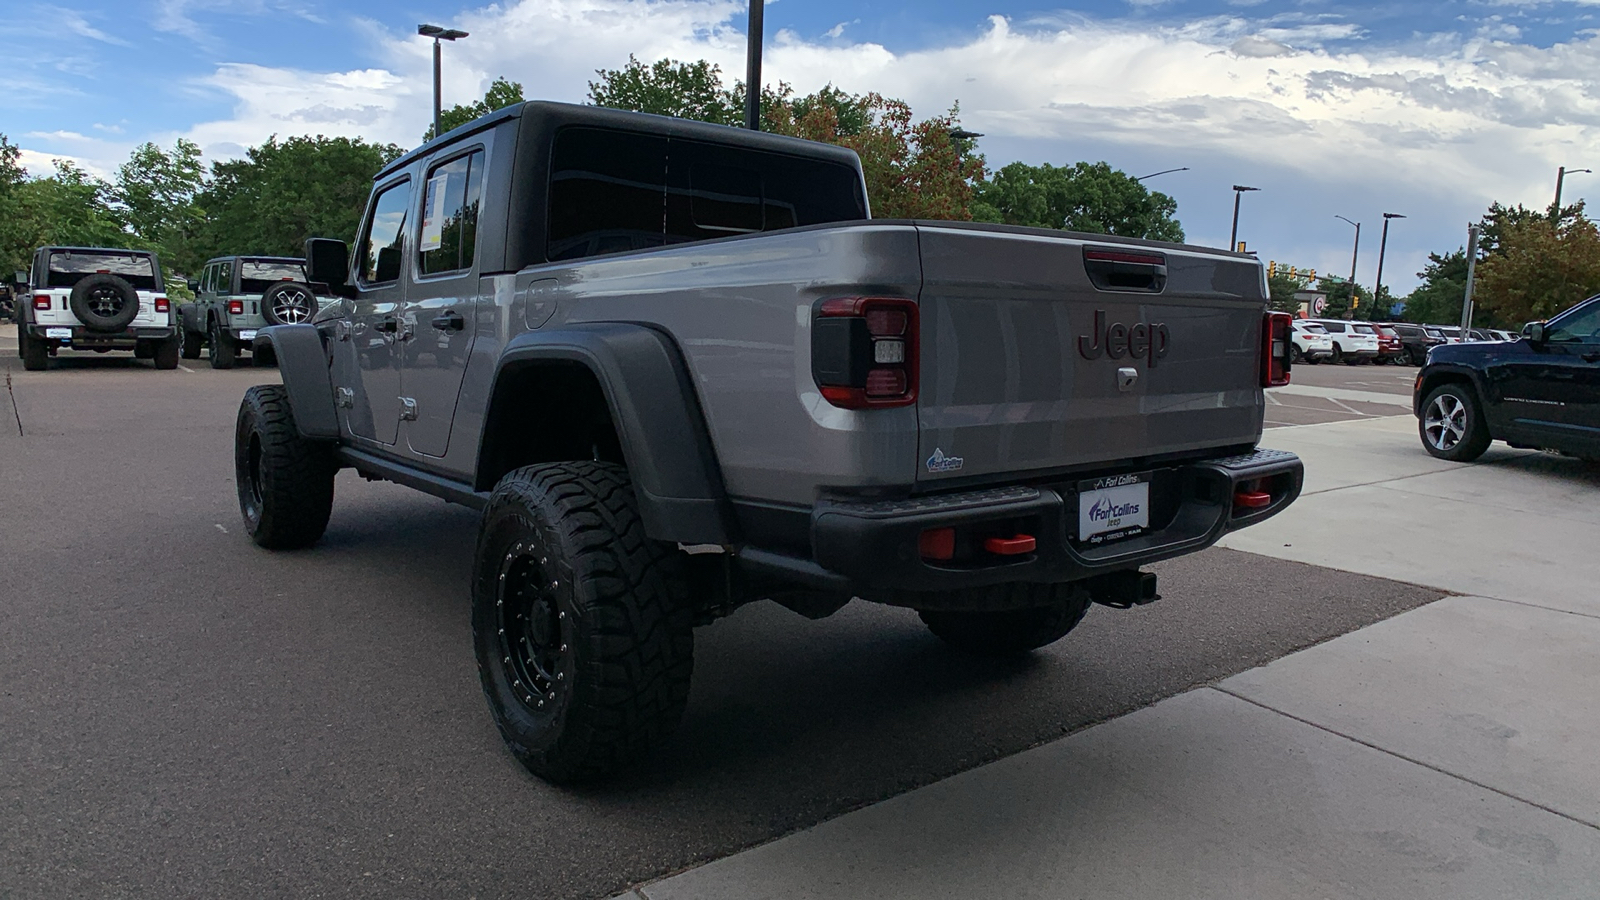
[235,385,336,549]
[473,461,694,784]
[1420,383,1492,462]
[919,584,1092,656]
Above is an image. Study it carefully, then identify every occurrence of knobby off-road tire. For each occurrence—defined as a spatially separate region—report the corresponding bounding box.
[181,325,203,359]
[1420,383,1492,462]
[919,583,1093,656]
[209,317,237,369]
[19,325,48,371]
[152,335,180,370]
[69,274,139,333]
[235,384,336,549]
[473,461,695,784]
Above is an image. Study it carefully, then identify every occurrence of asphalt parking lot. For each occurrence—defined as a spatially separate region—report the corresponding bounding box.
[1,335,1441,899]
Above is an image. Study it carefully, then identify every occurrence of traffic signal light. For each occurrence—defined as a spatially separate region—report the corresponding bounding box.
[1268,261,1277,277]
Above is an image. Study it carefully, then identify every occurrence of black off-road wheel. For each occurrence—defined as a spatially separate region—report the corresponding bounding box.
[152,335,180,370]
[918,584,1093,656]
[69,274,139,333]
[208,317,237,369]
[181,325,203,359]
[19,325,48,371]
[1420,383,1492,462]
[473,461,694,784]
[235,384,336,549]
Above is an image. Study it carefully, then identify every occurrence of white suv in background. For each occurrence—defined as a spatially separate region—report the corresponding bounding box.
[15,246,179,371]
[1309,319,1380,364]
[1290,319,1334,364]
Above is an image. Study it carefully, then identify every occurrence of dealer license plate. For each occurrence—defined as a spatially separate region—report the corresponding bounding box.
[238,329,258,341]
[1077,472,1151,545]
[45,327,72,339]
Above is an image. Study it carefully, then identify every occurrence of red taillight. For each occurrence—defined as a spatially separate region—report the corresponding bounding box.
[1234,490,1272,509]
[813,297,919,409]
[33,293,51,311]
[1262,311,1292,387]
[228,300,244,315]
[984,534,1037,556]
[154,296,170,313]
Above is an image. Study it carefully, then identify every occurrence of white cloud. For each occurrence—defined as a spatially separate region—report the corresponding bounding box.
[165,0,1600,291]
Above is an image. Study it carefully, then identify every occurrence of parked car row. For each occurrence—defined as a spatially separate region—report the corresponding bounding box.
[11,247,335,371]
[1290,318,1521,368]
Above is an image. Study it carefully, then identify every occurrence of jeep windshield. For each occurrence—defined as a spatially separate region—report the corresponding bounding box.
[45,251,159,290]
[239,260,306,294]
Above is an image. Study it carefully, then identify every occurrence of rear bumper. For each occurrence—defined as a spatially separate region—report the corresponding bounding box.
[749,448,1303,597]
[24,323,176,345]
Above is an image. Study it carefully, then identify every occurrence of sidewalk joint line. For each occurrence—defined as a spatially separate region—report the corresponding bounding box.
[1211,687,1600,833]
[1472,594,1600,621]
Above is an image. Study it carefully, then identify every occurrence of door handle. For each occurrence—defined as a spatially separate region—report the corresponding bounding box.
[375,317,399,333]
[431,310,465,332]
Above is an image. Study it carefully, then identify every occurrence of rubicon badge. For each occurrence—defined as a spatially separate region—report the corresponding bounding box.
[926,448,964,473]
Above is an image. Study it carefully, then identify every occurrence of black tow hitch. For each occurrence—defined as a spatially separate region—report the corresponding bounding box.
[1087,570,1160,609]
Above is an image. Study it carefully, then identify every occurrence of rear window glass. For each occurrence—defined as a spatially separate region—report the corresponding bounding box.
[546,126,867,262]
[1296,322,1328,334]
[45,251,158,290]
[1352,325,1375,334]
[238,260,306,294]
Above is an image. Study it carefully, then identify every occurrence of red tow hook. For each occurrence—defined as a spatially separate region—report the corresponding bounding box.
[984,534,1037,556]
[1234,490,1272,510]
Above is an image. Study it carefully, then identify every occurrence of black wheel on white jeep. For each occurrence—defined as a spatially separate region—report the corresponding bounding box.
[235,384,336,549]
[208,316,236,369]
[260,282,318,326]
[472,461,694,783]
[918,583,1093,656]
[69,274,140,333]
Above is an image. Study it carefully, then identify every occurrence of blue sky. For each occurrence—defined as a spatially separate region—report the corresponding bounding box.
[7,0,1600,294]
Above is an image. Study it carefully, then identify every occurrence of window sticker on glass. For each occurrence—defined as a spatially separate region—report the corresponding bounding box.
[420,173,449,252]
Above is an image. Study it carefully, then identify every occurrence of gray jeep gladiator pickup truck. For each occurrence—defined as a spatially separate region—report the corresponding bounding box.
[236,101,1303,782]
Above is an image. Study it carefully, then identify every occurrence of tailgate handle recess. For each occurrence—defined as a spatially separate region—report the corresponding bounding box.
[1084,247,1167,293]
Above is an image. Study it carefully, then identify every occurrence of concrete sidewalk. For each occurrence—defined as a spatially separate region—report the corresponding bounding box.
[617,415,1600,898]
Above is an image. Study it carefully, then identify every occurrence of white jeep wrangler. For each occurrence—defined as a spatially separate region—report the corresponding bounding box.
[15,246,179,371]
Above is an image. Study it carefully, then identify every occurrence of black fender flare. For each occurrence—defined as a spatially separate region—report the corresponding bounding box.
[478,323,733,545]
[253,324,340,439]
[1414,363,1488,417]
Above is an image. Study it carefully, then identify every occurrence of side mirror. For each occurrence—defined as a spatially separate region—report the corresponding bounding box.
[186,279,200,293]
[305,238,352,292]
[14,270,28,287]
[1523,322,1546,345]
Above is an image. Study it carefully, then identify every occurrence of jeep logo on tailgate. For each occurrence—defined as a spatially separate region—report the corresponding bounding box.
[1078,310,1170,367]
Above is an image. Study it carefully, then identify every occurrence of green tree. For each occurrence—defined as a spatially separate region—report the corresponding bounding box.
[195,135,401,263]
[423,77,527,141]
[114,138,208,274]
[1318,279,1373,320]
[588,57,739,125]
[1267,271,1308,314]
[0,134,31,276]
[970,161,1184,242]
[1475,209,1600,326]
[5,161,128,256]
[1400,250,1469,325]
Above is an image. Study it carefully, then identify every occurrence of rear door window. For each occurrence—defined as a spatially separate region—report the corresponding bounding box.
[418,149,487,276]
[45,251,158,290]
[215,260,234,295]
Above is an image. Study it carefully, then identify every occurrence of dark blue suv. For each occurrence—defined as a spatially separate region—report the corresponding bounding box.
[1415,296,1600,461]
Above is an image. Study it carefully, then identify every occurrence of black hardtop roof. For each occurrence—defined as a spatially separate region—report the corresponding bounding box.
[378,99,863,181]
[41,246,155,257]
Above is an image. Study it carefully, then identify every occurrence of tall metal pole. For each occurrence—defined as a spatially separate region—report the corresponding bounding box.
[1230,192,1242,250]
[432,37,442,141]
[1347,222,1360,318]
[1461,224,1481,335]
[744,0,764,131]
[1373,212,1404,317]
[1554,166,1568,218]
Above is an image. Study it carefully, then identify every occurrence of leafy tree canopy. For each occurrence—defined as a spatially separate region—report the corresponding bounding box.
[114,139,207,274]
[1400,249,1470,326]
[196,135,403,263]
[0,153,128,276]
[423,77,527,141]
[971,161,1185,242]
[1475,204,1600,326]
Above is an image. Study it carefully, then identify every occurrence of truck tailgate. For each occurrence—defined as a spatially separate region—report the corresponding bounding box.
[915,223,1266,485]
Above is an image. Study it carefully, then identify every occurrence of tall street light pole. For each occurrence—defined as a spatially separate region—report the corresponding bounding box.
[1553,165,1591,219]
[1335,215,1361,319]
[1229,185,1259,252]
[419,24,469,141]
[744,0,764,131]
[1372,212,1405,317]
[1136,167,1189,181]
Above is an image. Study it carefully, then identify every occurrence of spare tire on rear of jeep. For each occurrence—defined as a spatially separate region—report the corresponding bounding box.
[69,274,140,333]
[260,282,318,326]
